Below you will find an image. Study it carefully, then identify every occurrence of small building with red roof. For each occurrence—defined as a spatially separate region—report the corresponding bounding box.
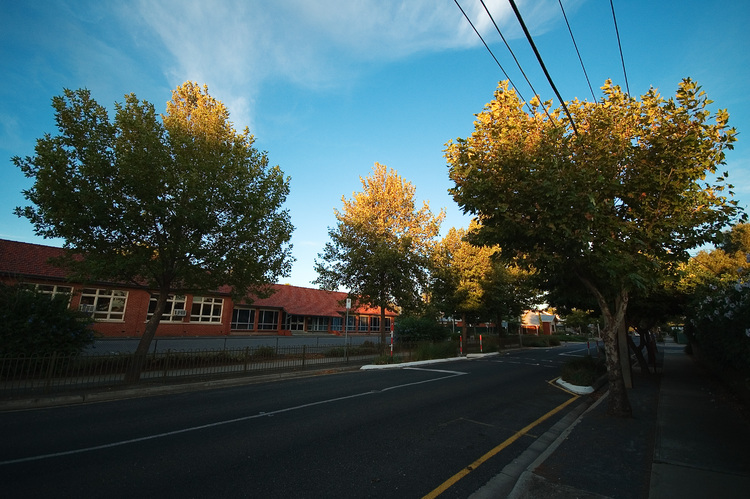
[0,238,396,338]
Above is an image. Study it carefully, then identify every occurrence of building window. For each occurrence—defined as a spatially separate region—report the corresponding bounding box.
[80,288,128,321]
[310,317,329,332]
[346,316,356,332]
[147,295,186,322]
[384,317,392,332]
[231,308,255,330]
[358,316,369,332]
[32,284,74,301]
[190,296,223,323]
[331,317,342,331]
[370,316,380,332]
[285,314,305,331]
[257,310,279,330]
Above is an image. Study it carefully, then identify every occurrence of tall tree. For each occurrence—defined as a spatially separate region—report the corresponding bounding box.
[480,258,539,335]
[431,221,497,345]
[14,82,294,380]
[446,79,744,416]
[314,163,444,345]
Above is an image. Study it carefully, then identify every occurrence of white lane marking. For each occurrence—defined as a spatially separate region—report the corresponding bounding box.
[0,369,466,466]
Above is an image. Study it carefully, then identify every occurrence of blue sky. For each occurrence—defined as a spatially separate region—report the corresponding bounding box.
[2,0,749,288]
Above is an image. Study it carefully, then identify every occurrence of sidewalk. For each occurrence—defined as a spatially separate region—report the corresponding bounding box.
[481,338,750,498]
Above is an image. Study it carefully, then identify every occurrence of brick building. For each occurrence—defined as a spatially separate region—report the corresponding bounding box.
[0,239,395,338]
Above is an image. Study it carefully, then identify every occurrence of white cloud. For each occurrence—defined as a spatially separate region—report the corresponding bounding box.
[132,0,567,130]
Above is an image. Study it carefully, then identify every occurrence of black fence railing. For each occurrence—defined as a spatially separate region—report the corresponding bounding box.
[1,336,524,398]
[0,343,387,397]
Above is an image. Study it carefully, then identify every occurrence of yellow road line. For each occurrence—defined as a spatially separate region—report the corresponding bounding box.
[422,394,579,499]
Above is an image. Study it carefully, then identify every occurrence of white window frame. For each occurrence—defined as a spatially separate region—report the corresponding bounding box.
[231,307,256,330]
[358,316,369,332]
[147,295,187,322]
[310,317,329,332]
[257,309,279,330]
[30,284,74,303]
[190,296,223,323]
[80,288,128,321]
[285,314,305,331]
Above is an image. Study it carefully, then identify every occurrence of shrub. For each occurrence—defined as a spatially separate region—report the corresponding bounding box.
[0,282,94,356]
[411,341,457,361]
[394,315,451,342]
[252,346,277,359]
[561,356,607,386]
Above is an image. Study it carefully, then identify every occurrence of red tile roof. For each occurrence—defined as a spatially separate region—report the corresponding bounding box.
[249,284,396,317]
[0,239,396,318]
[0,238,69,280]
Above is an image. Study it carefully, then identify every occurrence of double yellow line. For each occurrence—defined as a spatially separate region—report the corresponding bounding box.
[422,388,579,499]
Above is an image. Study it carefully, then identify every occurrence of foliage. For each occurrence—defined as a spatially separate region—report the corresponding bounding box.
[561,356,607,387]
[394,314,451,342]
[446,78,744,416]
[561,308,596,335]
[521,335,561,347]
[685,278,750,370]
[314,163,444,343]
[431,221,497,319]
[410,341,457,361]
[0,283,94,356]
[14,82,294,380]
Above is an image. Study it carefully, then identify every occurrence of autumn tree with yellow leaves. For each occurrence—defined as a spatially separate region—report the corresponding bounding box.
[315,163,444,346]
[447,79,744,416]
[15,82,294,381]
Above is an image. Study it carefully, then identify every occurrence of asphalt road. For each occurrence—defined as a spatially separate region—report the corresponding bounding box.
[0,343,590,498]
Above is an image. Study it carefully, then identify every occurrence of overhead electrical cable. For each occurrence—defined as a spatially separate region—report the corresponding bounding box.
[558,0,596,101]
[609,0,630,95]
[507,0,578,135]
[478,0,554,123]
[452,0,532,113]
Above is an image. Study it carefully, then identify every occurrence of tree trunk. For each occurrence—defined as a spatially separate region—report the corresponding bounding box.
[578,276,633,417]
[125,288,169,383]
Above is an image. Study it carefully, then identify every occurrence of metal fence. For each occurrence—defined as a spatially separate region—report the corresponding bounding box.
[0,343,386,397]
[1,336,524,398]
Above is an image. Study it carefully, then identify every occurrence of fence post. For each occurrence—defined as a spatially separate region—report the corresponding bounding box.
[243,346,250,372]
[44,352,58,391]
[302,345,306,368]
[163,350,171,378]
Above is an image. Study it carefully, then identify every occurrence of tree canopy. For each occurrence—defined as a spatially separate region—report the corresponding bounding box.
[446,78,744,416]
[14,82,294,379]
[314,162,444,344]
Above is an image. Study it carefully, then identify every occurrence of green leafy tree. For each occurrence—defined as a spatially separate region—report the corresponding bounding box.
[447,79,744,416]
[0,283,94,356]
[560,308,596,336]
[314,163,444,346]
[681,223,750,370]
[431,221,497,346]
[481,258,539,335]
[14,82,294,381]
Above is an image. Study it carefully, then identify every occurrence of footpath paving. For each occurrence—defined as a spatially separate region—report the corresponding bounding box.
[472,338,750,498]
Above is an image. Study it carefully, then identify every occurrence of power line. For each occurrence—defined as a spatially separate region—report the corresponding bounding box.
[452,0,531,111]
[558,0,596,101]
[507,0,578,135]
[478,0,554,123]
[609,0,630,95]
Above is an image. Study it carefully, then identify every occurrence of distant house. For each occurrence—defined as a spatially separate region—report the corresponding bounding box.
[520,310,559,335]
[0,239,395,338]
